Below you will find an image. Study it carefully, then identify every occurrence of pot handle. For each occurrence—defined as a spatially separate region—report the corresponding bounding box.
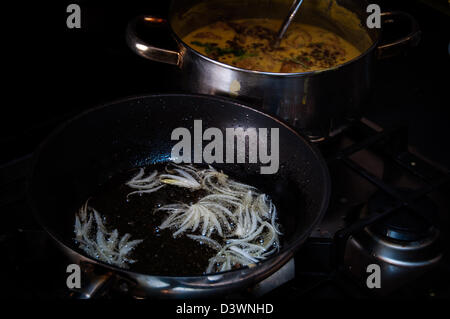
[377,11,421,59]
[126,15,181,66]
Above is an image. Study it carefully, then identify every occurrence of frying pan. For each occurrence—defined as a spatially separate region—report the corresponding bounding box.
[28,94,330,298]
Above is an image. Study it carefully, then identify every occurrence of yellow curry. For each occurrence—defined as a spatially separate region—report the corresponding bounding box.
[183,19,361,73]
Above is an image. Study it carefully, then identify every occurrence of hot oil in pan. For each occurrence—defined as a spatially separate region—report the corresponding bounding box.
[87,164,216,276]
[76,163,283,276]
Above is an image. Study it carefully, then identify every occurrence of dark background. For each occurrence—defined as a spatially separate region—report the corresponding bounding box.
[0,0,449,302]
[3,0,450,167]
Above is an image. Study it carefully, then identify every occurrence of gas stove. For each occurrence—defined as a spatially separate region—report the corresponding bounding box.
[1,115,448,299]
[2,0,449,300]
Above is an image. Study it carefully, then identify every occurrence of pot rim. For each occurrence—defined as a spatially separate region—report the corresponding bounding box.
[170,0,380,76]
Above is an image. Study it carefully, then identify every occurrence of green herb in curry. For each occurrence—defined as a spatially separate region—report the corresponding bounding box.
[191,41,247,58]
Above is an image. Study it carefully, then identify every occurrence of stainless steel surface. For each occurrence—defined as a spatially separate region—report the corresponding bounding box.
[343,191,443,294]
[273,0,304,48]
[29,94,331,299]
[345,227,442,294]
[60,239,297,298]
[248,258,295,297]
[126,0,421,139]
[66,253,295,298]
[126,16,180,66]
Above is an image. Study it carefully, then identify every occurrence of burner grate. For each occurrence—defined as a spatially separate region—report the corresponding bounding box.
[326,118,449,267]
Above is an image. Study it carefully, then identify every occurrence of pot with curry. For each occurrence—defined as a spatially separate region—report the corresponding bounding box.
[127,0,420,139]
[183,19,361,73]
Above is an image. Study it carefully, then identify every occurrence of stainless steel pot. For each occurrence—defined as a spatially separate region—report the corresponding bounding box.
[126,0,420,140]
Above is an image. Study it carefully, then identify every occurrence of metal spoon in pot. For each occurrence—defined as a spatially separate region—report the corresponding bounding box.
[272,0,304,48]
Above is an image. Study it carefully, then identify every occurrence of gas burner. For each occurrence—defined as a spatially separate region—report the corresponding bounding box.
[344,189,443,294]
[365,189,439,242]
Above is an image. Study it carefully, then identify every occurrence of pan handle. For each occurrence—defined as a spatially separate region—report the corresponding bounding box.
[126,15,181,66]
[68,263,114,299]
[377,11,421,59]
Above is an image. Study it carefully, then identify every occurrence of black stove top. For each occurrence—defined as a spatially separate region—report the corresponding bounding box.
[2,0,450,301]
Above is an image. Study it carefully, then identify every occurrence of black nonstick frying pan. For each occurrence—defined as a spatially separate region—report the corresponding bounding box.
[28,94,330,298]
